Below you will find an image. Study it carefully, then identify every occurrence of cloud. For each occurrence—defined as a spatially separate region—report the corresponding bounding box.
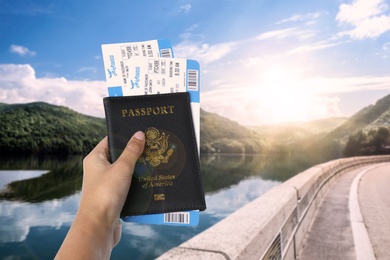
[174,27,315,64]
[205,178,280,218]
[179,24,199,41]
[256,27,316,41]
[201,88,342,125]
[256,28,299,40]
[0,194,80,243]
[383,42,390,51]
[179,4,191,13]
[0,64,107,118]
[276,12,322,24]
[200,75,390,125]
[300,75,390,94]
[288,40,343,54]
[77,66,98,75]
[336,0,390,39]
[9,44,37,57]
[173,40,238,64]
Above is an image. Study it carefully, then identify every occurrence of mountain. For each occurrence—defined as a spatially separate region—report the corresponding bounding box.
[200,108,266,153]
[327,93,390,140]
[0,102,106,154]
[0,102,351,155]
[2,93,389,156]
[199,109,346,154]
[304,93,390,159]
[249,117,346,144]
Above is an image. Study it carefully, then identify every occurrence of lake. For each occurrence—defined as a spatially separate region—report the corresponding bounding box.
[0,153,317,259]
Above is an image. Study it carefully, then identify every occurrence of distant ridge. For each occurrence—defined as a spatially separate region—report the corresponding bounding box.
[303,93,390,159]
[1,93,389,155]
[0,102,106,154]
[328,93,390,140]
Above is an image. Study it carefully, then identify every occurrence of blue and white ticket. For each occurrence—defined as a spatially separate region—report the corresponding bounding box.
[101,39,174,91]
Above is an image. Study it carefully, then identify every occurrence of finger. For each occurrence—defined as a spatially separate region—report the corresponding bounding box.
[113,131,145,176]
[84,136,110,166]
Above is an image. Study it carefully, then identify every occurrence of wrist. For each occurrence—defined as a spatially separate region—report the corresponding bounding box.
[71,211,119,258]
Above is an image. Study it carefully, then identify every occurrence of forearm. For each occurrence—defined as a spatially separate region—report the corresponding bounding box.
[55,213,118,259]
[55,133,144,258]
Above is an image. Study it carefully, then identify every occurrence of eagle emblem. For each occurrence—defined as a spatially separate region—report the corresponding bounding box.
[139,127,174,167]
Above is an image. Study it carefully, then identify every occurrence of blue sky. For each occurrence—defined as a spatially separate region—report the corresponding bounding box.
[1,0,390,125]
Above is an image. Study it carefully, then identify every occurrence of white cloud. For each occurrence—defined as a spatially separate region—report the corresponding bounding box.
[173,40,238,64]
[288,40,343,54]
[200,75,390,125]
[256,27,316,41]
[336,0,390,39]
[383,42,390,51]
[0,64,107,118]
[337,0,388,24]
[0,194,80,243]
[179,24,199,41]
[201,88,342,125]
[256,28,299,40]
[174,27,315,64]
[276,12,322,24]
[77,66,98,74]
[300,75,390,94]
[9,44,37,57]
[179,4,191,13]
[205,178,279,218]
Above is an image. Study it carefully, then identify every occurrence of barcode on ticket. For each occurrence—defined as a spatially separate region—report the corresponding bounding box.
[164,212,190,224]
[160,48,173,58]
[187,69,199,91]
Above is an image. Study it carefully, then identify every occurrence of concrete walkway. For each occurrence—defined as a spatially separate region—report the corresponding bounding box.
[299,163,390,260]
[359,164,390,259]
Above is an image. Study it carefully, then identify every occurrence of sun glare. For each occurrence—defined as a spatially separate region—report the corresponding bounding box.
[256,65,310,123]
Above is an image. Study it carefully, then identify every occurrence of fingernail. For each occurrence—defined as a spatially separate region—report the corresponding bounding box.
[133,131,145,141]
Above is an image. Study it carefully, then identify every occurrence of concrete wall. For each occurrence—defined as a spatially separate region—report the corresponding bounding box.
[157,155,390,260]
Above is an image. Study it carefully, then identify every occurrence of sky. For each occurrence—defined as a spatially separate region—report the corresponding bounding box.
[1,0,390,125]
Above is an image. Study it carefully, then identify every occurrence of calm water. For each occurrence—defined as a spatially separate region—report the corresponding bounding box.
[0,153,316,259]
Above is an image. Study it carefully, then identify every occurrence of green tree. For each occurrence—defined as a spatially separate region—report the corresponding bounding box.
[344,130,366,157]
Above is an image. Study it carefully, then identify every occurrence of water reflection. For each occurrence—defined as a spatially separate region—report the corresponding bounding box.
[0,170,48,190]
[205,177,279,218]
[0,194,79,243]
[0,153,314,259]
[0,155,83,202]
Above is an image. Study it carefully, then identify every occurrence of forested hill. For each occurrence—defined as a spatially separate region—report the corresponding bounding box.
[0,102,106,154]
[305,93,390,158]
[0,102,267,155]
[327,93,390,140]
[1,93,390,156]
[200,108,266,153]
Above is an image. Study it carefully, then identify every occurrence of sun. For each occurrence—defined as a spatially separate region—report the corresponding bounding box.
[255,65,311,123]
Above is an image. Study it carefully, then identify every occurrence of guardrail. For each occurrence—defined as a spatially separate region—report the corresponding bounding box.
[157,155,390,260]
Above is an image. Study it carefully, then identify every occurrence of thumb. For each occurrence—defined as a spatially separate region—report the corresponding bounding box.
[113,131,145,177]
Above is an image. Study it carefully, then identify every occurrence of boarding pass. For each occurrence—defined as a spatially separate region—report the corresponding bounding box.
[101,39,174,90]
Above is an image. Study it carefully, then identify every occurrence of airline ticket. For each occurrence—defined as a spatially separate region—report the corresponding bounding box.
[101,39,174,94]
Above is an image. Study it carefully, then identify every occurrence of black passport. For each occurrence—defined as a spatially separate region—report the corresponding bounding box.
[103,92,206,217]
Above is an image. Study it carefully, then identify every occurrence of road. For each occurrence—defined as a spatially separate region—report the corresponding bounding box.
[299,163,390,260]
[359,163,390,259]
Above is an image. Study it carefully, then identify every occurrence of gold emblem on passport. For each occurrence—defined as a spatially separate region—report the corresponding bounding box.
[154,194,165,201]
[140,127,174,167]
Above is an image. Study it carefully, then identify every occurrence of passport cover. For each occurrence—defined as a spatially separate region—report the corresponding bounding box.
[103,92,206,217]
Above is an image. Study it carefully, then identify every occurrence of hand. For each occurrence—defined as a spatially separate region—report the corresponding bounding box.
[56,131,145,259]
